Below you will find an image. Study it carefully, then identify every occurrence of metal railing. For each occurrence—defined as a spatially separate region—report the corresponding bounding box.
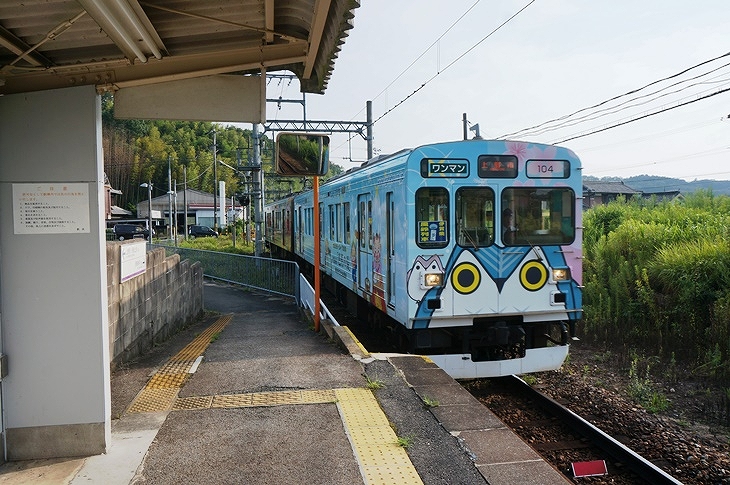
[151,243,299,301]
[298,274,340,326]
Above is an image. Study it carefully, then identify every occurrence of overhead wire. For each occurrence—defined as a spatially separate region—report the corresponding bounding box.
[499,50,730,139]
[541,78,730,140]
[372,0,537,125]
[512,64,730,138]
[335,0,483,157]
[553,87,730,144]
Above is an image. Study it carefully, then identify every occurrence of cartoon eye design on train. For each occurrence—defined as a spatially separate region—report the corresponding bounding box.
[407,255,444,302]
[451,262,481,294]
[519,260,548,291]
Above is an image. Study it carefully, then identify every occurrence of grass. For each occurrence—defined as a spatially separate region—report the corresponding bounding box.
[364,375,385,390]
[422,396,439,408]
[626,358,670,413]
[176,233,255,255]
[521,374,537,386]
[396,435,413,449]
[209,331,221,343]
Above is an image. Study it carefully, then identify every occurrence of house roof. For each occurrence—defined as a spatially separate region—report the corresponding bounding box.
[0,0,359,95]
[111,205,132,216]
[583,181,642,195]
[139,188,240,212]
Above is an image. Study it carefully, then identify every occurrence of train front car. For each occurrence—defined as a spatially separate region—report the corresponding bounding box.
[403,139,582,378]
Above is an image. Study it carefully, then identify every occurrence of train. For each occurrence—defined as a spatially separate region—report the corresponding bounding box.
[264,138,583,378]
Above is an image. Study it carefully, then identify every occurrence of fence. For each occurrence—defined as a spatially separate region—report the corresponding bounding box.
[298,273,340,326]
[151,244,299,301]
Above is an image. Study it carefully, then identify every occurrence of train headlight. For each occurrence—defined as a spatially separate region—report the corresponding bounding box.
[552,268,570,281]
[423,273,444,288]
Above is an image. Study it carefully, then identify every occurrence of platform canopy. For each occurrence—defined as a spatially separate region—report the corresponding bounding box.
[0,0,359,96]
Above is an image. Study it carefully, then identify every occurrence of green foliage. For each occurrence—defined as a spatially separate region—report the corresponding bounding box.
[521,375,537,386]
[583,194,730,381]
[626,358,670,413]
[177,234,254,255]
[396,435,414,449]
[422,396,440,408]
[103,97,345,215]
[364,375,385,390]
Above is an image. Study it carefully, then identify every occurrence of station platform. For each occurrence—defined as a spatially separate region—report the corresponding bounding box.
[0,280,569,484]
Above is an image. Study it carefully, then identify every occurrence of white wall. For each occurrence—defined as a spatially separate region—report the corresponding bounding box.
[0,86,110,459]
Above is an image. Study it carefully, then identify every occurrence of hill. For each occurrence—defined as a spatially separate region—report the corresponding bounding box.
[584,175,730,196]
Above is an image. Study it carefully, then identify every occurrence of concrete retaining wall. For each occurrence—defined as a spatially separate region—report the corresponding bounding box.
[106,243,203,368]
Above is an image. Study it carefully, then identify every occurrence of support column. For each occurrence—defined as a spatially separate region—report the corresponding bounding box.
[0,86,111,459]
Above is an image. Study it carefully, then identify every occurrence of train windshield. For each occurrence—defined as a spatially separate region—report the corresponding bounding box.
[456,187,495,247]
[416,187,449,248]
[501,187,575,246]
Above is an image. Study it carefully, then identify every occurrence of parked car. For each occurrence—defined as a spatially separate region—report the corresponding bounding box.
[113,223,151,241]
[189,225,218,238]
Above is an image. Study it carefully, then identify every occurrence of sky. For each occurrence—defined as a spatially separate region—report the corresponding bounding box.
[260,0,730,186]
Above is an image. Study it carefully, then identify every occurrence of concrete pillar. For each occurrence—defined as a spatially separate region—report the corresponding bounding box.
[0,86,111,459]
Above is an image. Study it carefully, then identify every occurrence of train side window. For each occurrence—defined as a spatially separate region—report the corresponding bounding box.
[501,187,575,245]
[456,187,495,248]
[416,187,449,249]
[368,200,373,250]
[359,200,366,249]
[334,203,341,242]
[329,204,335,240]
[343,202,351,244]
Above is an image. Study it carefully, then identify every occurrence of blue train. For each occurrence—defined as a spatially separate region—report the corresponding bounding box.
[265,138,583,378]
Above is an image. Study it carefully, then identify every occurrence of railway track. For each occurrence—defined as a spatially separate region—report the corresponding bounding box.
[322,292,730,485]
[465,376,683,484]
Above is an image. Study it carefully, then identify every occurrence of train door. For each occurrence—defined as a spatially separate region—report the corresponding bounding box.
[386,192,395,307]
[357,193,372,294]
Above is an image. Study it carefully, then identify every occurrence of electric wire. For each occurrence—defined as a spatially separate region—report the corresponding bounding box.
[348,0,481,121]
[499,50,730,139]
[336,0,483,156]
[538,78,730,140]
[513,64,730,138]
[552,87,730,144]
[373,0,537,126]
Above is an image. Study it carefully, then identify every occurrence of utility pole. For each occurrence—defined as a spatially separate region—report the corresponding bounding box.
[253,123,263,257]
[183,166,188,240]
[212,129,218,230]
[167,155,173,240]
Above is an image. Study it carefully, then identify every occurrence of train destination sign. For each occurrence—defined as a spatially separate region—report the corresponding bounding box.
[526,159,570,178]
[477,155,518,178]
[421,158,469,178]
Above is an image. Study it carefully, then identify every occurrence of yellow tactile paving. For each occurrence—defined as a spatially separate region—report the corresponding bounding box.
[335,388,423,485]
[172,396,214,410]
[197,389,338,409]
[211,393,254,408]
[146,373,189,389]
[158,360,197,375]
[122,312,423,484]
[126,314,233,414]
[127,388,179,413]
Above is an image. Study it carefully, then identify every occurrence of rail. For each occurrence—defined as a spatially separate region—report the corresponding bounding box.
[503,375,683,484]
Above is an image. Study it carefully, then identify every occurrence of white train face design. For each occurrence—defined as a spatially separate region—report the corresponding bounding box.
[411,244,579,328]
[444,248,499,317]
[407,255,444,302]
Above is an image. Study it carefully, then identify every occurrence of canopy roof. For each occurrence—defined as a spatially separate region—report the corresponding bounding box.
[0,0,359,95]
